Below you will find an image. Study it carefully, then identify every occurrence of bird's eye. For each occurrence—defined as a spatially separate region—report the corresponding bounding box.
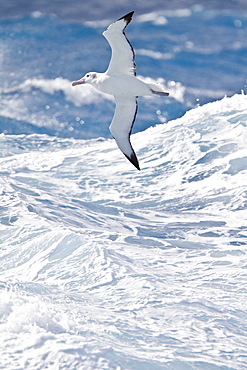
[86,74,90,77]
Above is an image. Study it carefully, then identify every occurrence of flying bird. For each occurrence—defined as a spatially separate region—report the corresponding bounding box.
[72,11,169,170]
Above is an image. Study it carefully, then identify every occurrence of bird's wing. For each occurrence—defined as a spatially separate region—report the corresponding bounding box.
[110,96,140,170]
[103,11,136,76]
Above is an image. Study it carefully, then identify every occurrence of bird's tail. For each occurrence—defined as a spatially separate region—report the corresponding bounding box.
[148,83,169,96]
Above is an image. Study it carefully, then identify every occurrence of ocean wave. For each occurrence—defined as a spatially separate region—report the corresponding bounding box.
[3,77,109,106]
[3,75,185,105]
[0,75,185,138]
[1,93,247,370]
[0,93,246,226]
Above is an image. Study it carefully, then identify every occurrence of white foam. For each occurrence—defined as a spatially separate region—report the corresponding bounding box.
[5,77,111,106]
[136,9,192,24]
[136,48,173,60]
[4,75,184,108]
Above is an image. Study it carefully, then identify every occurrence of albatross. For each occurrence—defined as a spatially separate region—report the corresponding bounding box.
[72,11,169,170]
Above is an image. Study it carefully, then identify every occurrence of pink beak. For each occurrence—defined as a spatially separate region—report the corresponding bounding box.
[71,78,85,86]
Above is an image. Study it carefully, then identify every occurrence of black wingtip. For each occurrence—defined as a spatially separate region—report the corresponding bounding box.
[124,152,140,171]
[118,11,134,26]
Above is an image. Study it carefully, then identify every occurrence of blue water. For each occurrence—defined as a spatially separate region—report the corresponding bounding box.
[1,4,247,370]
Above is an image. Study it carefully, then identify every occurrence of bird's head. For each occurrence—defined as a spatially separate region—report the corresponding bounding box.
[71,72,97,86]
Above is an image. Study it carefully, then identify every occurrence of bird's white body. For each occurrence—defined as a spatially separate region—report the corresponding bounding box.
[90,73,155,97]
[72,11,169,170]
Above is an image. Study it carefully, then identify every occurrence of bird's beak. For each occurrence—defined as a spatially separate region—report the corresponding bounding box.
[71,78,85,86]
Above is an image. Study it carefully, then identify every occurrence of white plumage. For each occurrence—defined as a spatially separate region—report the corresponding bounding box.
[72,11,169,170]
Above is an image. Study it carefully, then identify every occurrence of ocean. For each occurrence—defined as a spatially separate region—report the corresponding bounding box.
[0,1,247,369]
